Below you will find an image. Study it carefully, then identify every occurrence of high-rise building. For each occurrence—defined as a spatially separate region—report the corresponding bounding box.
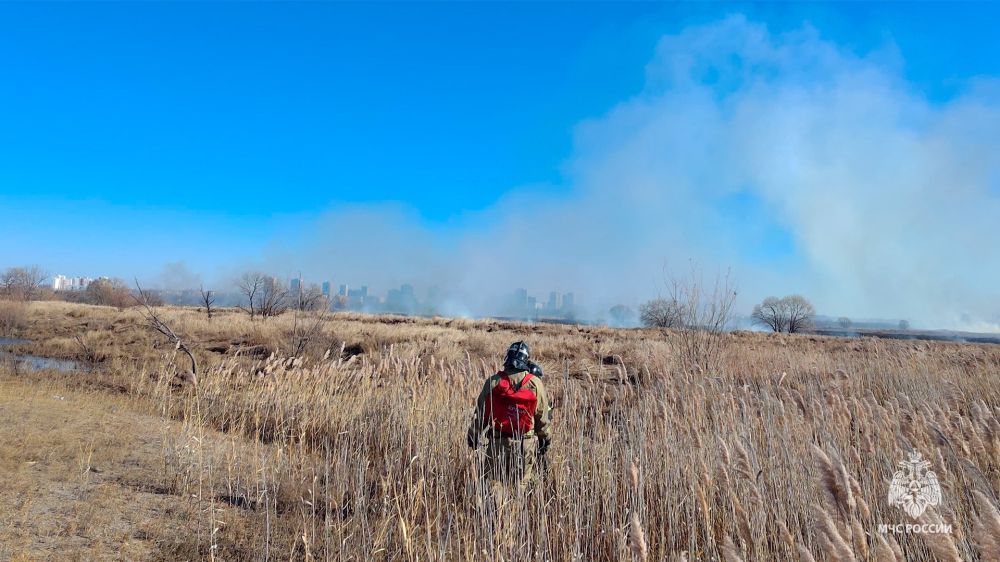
[547,291,561,311]
[346,285,369,308]
[338,284,349,296]
[51,275,94,291]
[290,277,301,292]
[321,281,331,297]
[386,284,418,313]
[514,288,528,309]
[563,292,574,310]
[387,288,402,308]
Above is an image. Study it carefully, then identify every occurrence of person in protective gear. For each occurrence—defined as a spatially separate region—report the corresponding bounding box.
[466,341,552,487]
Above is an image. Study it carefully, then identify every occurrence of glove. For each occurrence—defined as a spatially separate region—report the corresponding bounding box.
[538,436,551,457]
[528,361,544,377]
[466,427,479,450]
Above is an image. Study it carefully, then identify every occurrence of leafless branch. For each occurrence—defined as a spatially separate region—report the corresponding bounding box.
[290,306,329,358]
[134,280,198,386]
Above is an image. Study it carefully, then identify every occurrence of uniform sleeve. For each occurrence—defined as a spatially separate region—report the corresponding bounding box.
[533,377,553,440]
[469,376,494,432]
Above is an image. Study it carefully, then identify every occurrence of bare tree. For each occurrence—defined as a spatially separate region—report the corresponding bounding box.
[24,266,48,298]
[0,269,15,296]
[898,319,911,330]
[1,265,48,300]
[751,296,788,333]
[639,298,683,328]
[751,295,815,333]
[237,273,265,319]
[784,295,815,333]
[199,285,216,320]
[237,273,290,318]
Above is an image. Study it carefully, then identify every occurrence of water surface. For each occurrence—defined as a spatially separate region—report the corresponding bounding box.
[0,338,84,372]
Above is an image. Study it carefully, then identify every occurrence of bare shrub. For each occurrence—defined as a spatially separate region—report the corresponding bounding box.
[289,308,329,357]
[660,264,738,373]
[257,277,289,317]
[294,284,327,312]
[639,298,683,328]
[85,278,134,310]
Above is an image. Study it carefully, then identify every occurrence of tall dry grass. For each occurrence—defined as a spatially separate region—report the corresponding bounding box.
[0,298,28,338]
[18,301,1000,560]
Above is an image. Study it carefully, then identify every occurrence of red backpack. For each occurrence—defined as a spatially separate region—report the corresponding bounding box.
[483,372,537,436]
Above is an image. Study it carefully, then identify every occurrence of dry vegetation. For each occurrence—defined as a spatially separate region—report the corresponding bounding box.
[0,299,28,338]
[3,300,1000,561]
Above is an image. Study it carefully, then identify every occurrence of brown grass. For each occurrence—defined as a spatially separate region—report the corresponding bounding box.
[0,373,210,560]
[3,300,1000,560]
[0,298,28,338]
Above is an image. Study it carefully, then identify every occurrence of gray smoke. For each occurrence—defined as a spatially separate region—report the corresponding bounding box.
[151,260,203,291]
[254,16,1000,329]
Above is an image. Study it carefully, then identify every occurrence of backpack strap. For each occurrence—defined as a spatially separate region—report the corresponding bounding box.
[514,373,533,392]
[496,371,534,391]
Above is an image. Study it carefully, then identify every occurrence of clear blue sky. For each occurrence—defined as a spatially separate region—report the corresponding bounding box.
[2,2,999,288]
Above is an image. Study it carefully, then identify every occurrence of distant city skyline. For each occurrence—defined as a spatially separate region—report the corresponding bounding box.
[43,268,585,319]
[34,265,990,331]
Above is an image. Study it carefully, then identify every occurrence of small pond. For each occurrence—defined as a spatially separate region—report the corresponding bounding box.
[0,338,86,373]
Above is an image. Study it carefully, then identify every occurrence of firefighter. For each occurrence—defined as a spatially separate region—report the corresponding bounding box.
[466,341,552,487]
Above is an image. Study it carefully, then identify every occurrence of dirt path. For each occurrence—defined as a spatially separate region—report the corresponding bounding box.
[0,377,232,561]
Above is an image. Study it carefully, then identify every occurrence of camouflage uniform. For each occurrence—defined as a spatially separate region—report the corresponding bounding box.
[468,370,552,487]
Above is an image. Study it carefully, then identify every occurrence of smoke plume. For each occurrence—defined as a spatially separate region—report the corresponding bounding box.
[272,16,1000,329]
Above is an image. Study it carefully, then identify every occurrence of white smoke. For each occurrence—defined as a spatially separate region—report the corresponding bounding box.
[275,15,1000,329]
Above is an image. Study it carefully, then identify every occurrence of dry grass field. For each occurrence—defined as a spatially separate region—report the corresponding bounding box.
[2,300,999,561]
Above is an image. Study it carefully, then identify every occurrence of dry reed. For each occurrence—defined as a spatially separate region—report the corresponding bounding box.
[11,301,1000,560]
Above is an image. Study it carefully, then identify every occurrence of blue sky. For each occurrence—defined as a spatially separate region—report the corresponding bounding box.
[2,2,1000,325]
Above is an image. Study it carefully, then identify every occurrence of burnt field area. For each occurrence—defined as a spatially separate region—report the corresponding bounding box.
[2,300,999,561]
[812,327,1000,346]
